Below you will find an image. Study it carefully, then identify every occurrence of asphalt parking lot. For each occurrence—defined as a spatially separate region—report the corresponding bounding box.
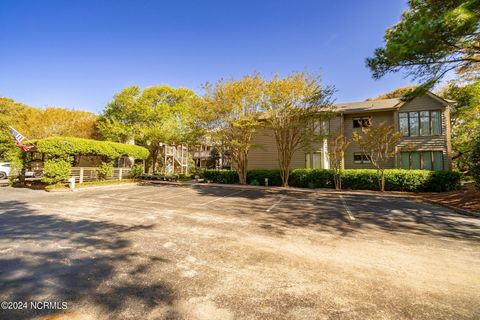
[0,184,479,320]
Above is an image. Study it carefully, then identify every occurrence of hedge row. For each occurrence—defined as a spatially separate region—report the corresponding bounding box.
[31,137,150,160]
[201,169,461,192]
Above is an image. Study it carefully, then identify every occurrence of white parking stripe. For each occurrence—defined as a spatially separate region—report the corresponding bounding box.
[339,195,356,221]
[266,195,286,212]
[199,190,245,206]
[163,189,193,199]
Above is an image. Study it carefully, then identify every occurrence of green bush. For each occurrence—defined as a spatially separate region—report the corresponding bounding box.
[340,169,379,190]
[423,170,462,192]
[289,169,335,188]
[470,136,480,190]
[32,136,149,160]
[130,164,144,178]
[97,162,114,180]
[191,168,461,192]
[247,169,283,186]
[202,170,239,184]
[41,159,72,185]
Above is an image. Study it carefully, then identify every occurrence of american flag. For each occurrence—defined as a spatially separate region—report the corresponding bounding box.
[10,127,34,151]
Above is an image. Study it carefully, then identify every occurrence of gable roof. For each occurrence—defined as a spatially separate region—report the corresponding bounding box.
[334,98,403,114]
[334,92,453,114]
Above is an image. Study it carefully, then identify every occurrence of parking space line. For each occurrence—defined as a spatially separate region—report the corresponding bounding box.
[339,195,356,221]
[266,195,286,212]
[199,189,245,206]
[163,189,193,199]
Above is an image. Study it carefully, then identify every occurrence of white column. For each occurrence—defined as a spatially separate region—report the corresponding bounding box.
[79,168,84,184]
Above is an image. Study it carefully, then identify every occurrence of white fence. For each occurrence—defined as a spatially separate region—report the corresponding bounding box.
[70,167,132,183]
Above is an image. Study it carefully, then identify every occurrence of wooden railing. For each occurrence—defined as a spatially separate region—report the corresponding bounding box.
[70,167,132,183]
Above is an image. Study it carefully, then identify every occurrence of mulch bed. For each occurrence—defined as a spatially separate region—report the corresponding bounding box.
[418,184,480,214]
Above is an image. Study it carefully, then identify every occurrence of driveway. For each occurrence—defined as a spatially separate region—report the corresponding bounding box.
[0,184,479,319]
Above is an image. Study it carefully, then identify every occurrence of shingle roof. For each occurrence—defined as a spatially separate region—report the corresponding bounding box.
[334,98,403,114]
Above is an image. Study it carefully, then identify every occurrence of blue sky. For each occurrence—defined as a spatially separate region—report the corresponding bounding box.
[0,0,415,113]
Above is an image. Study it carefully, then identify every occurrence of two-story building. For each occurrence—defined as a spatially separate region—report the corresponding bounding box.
[247,92,453,171]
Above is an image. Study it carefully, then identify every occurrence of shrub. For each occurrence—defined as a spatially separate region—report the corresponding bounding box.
[471,136,480,190]
[247,169,283,186]
[289,169,335,188]
[41,159,71,185]
[200,168,460,192]
[423,170,462,192]
[340,169,379,190]
[202,170,239,184]
[129,164,144,178]
[97,162,114,180]
[32,136,149,160]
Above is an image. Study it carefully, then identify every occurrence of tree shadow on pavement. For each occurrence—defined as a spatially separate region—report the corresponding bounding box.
[0,200,179,320]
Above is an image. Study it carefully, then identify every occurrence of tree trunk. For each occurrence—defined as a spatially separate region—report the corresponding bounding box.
[334,172,341,190]
[380,170,385,192]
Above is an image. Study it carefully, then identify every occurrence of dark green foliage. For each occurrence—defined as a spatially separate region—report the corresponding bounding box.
[201,170,239,184]
[202,168,461,192]
[367,0,480,85]
[470,136,480,190]
[289,169,335,188]
[247,169,283,186]
[423,170,462,192]
[41,159,72,185]
[32,137,149,160]
[339,170,379,190]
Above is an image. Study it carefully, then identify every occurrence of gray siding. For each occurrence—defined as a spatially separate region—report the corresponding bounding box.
[246,93,452,171]
[343,111,395,169]
[247,127,305,170]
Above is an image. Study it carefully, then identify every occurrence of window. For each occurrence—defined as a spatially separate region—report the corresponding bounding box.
[399,113,409,136]
[312,152,321,169]
[353,152,370,164]
[306,152,322,169]
[420,111,430,136]
[398,111,442,136]
[433,151,443,170]
[431,111,441,135]
[410,152,420,169]
[353,117,371,128]
[400,151,444,170]
[409,112,419,136]
[313,120,330,135]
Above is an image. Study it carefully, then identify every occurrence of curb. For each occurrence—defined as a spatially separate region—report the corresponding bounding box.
[418,198,479,218]
[145,180,480,218]
[46,182,141,192]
